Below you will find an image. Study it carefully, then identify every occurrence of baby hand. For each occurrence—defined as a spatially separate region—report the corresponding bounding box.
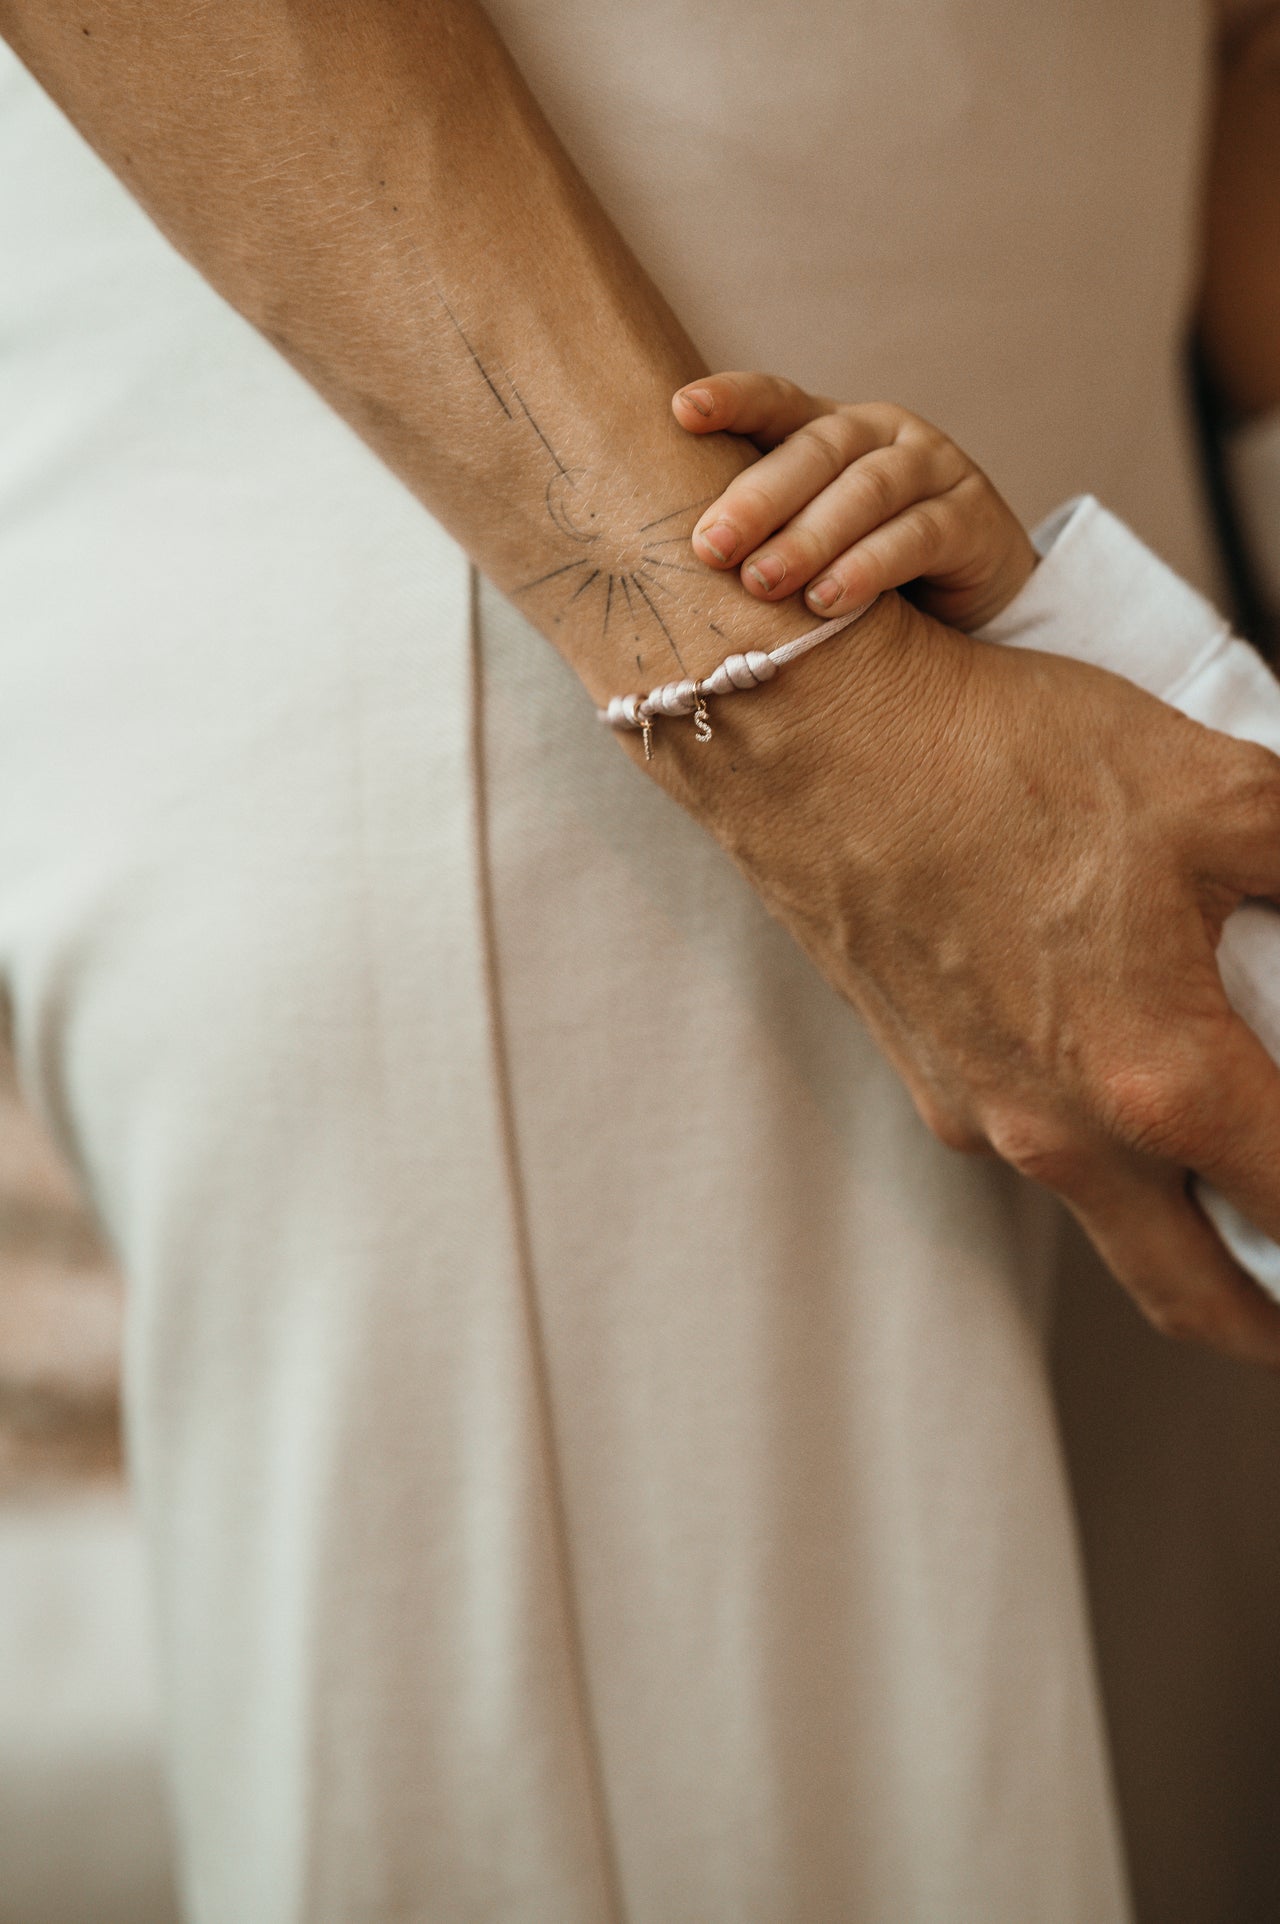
[672,373,1037,631]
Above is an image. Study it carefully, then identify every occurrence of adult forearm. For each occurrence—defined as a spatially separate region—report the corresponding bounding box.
[0,0,836,714]
[13,1,1280,1367]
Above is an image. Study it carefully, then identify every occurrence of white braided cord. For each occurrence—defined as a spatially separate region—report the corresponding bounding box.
[597,597,878,731]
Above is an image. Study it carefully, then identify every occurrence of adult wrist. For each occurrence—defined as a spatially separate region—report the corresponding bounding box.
[626,587,961,882]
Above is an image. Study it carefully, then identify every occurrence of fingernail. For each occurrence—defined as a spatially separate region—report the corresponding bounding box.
[807,576,838,610]
[694,521,738,564]
[745,555,785,592]
[679,386,714,416]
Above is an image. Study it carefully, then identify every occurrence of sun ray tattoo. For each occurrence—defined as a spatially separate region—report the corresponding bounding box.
[638,554,705,577]
[421,274,732,676]
[631,574,689,675]
[500,362,570,479]
[638,500,718,533]
[428,276,514,422]
[515,556,597,594]
[635,566,677,601]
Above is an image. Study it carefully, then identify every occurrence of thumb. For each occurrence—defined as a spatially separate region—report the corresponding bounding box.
[671,370,833,449]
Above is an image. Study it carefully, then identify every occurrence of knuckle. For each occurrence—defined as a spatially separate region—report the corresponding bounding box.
[907,417,953,466]
[945,461,986,508]
[895,406,931,437]
[794,418,851,480]
[932,430,967,472]
[920,497,966,552]
[983,1110,1086,1190]
[866,400,910,437]
[777,523,829,575]
[1095,1057,1208,1161]
[915,1095,986,1155]
[900,496,948,549]
[1228,742,1280,824]
[727,478,780,532]
[879,498,947,576]
[1140,1290,1212,1347]
[853,459,900,522]
[757,373,804,433]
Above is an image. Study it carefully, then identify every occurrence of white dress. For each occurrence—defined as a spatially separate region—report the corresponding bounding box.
[1,6,1277,1919]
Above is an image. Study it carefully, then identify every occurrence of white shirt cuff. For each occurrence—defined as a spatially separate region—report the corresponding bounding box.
[973,493,1231,702]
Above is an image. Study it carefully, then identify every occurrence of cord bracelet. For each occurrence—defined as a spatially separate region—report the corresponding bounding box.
[597,598,877,758]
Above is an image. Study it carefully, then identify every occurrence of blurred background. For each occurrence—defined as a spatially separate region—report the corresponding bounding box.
[0,1037,178,1923]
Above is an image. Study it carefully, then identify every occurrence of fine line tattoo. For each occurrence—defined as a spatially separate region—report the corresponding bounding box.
[424,271,730,678]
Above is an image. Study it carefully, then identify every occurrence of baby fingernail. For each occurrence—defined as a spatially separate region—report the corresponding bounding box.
[679,386,714,416]
[745,555,786,592]
[807,576,838,609]
[695,521,738,563]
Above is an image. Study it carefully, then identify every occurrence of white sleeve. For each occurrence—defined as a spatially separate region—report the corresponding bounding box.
[972,495,1280,1301]
[1226,406,1280,626]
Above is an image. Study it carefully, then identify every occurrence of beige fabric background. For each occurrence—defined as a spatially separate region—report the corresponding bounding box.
[2,4,1280,1919]
[482,3,1280,1915]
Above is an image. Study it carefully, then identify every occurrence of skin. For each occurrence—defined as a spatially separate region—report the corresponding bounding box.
[670,388,1039,629]
[4,2,1280,1363]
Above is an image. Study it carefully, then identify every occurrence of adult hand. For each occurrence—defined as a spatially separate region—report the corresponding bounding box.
[638,587,1280,1368]
[26,0,1280,1367]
